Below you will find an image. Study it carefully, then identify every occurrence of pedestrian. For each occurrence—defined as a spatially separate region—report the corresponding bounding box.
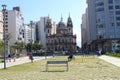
[29,53,34,63]
[12,53,16,62]
[8,54,11,62]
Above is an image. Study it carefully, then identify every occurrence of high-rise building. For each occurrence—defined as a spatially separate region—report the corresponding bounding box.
[81,0,120,52]
[24,24,31,44]
[24,21,36,45]
[0,12,3,40]
[1,7,25,45]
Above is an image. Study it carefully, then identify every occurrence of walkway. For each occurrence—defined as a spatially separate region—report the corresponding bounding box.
[0,56,50,69]
[99,55,120,67]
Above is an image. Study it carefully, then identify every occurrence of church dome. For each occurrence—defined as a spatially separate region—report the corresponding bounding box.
[58,17,66,28]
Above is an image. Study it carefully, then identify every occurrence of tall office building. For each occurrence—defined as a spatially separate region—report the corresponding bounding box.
[0,12,3,40]
[1,7,25,45]
[82,0,120,52]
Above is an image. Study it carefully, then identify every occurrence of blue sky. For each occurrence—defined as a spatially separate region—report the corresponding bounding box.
[0,0,87,47]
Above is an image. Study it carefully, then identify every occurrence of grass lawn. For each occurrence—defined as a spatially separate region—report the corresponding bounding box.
[0,59,3,63]
[105,53,120,58]
[0,56,120,80]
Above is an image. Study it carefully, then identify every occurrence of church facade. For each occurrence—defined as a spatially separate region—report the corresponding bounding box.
[46,15,76,52]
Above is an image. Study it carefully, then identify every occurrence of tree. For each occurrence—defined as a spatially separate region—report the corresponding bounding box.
[26,42,43,52]
[15,42,25,52]
[32,43,43,51]
[0,41,4,57]
[11,41,25,55]
[26,43,31,52]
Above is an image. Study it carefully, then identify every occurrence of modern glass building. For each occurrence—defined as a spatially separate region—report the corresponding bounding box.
[81,0,120,52]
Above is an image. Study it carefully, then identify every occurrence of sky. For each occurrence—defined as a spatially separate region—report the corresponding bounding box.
[0,0,87,47]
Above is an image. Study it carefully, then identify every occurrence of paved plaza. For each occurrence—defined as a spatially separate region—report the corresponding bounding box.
[0,56,49,69]
[99,55,120,67]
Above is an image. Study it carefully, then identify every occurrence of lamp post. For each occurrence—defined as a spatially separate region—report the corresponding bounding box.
[30,21,33,53]
[2,4,7,69]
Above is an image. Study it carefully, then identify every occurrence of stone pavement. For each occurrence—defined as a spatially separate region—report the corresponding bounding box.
[0,56,50,69]
[99,55,120,67]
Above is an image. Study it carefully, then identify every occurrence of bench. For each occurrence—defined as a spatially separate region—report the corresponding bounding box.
[46,60,69,71]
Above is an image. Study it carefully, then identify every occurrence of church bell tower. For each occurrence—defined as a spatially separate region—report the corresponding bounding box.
[67,14,73,34]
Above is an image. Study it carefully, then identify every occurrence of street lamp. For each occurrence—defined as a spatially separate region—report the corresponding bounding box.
[30,21,33,53]
[2,4,7,69]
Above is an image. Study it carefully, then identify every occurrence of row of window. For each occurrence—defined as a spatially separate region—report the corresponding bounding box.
[109,5,120,10]
[96,6,120,12]
[109,22,120,27]
[96,0,120,7]
[108,0,120,4]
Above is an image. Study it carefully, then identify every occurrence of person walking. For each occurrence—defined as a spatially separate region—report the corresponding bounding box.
[12,53,16,62]
[8,54,11,62]
[29,52,34,63]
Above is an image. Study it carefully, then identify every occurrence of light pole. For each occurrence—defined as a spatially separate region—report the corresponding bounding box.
[2,4,7,69]
[30,21,33,53]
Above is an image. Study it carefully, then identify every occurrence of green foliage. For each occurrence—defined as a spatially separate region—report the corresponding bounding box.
[11,41,25,53]
[32,43,42,51]
[25,43,31,52]
[0,41,3,47]
[26,42,43,52]
[105,52,120,58]
[14,41,25,49]
[0,41,4,57]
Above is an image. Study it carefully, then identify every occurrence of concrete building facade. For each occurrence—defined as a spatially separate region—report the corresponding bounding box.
[82,0,120,52]
[1,7,25,45]
[24,22,36,45]
[36,16,56,50]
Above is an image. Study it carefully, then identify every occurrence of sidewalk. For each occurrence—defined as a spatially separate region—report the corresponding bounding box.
[99,55,120,67]
[0,56,50,69]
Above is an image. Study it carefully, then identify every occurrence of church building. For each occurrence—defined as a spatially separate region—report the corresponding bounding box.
[46,15,76,52]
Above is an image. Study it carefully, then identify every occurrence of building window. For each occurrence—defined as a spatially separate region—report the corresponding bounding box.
[5,25,8,27]
[96,8,104,12]
[115,5,120,9]
[109,6,113,10]
[5,12,8,14]
[115,0,120,3]
[48,29,49,33]
[110,23,114,27]
[108,0,113,4]
[116,11,120,15]
[6,15,8,17]
[6,21,8,23]
[116,17,120,21]
[96,2,104,7]
[5,18,8,20]
[117,22,120,26]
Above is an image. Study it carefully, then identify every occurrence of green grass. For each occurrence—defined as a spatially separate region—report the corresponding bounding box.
[105,53,120,58]
[0,56,120,80]
[0,59,3,63]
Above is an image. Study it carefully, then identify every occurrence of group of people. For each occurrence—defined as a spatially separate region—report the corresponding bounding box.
[8,53,16,62]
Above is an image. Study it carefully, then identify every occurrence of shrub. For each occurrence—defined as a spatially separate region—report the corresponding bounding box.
[105,52,120,58]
